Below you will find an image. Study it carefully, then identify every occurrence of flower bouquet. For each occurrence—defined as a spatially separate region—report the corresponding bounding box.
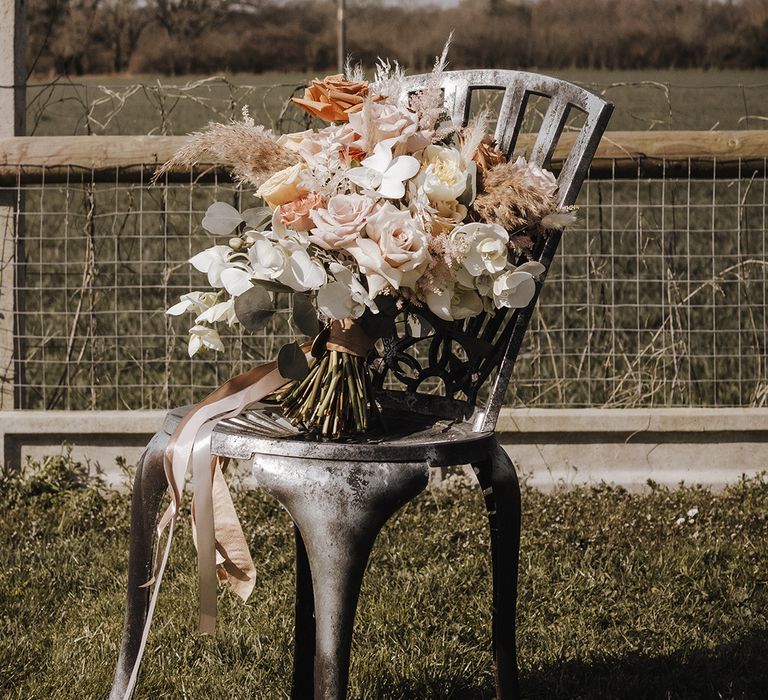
[164,45,575,439]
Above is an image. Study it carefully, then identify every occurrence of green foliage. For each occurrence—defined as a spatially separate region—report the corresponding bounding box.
[1,467,766,698]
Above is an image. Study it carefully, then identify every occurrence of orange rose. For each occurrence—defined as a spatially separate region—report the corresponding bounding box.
[292,74,370,123]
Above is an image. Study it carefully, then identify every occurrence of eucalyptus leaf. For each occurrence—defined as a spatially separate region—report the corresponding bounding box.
[257,279,294,293]
[233,285,275,332]
[277,341,310,381]
[242,206,273,230]
[292,293,320,337]
[201,202,243,236]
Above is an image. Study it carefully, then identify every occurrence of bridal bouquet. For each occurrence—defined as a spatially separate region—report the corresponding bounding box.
[164,46,575,439]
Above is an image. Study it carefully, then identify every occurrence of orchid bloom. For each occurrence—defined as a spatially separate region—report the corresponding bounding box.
[347,142,420,199]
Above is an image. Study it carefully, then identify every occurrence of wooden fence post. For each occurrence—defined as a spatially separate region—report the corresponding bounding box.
[0,0,25,409]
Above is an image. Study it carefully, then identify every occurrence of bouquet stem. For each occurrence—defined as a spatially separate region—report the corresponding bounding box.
[275,321,376,439]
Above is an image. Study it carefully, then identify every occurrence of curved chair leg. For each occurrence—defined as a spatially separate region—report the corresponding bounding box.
[253,455,430,700]
[292,525,316,699]
[109,428,172,700]
[472,440,522,700]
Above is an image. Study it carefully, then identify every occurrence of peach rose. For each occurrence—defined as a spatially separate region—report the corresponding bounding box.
[256,163,307,208]
[292,74,370,123]
[279,192,324,232]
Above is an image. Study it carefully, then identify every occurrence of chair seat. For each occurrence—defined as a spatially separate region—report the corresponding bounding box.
[164,402,495,467]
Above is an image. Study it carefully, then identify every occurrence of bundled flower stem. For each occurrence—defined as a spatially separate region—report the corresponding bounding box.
[275,329,376,439]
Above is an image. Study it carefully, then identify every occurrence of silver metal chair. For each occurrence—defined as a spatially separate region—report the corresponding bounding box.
[110,70,612,700]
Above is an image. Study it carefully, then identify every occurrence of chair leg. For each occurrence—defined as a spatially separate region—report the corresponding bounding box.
[109,429,171,700]
[292,525,316,700]
[472,440,522,700]
[253,455,430,700]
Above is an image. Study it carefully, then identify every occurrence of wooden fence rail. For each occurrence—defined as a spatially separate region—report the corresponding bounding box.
[1,131,767,184]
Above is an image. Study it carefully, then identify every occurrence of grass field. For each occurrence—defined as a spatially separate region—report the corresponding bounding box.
[1,455,766,699]
[26,69,768,137]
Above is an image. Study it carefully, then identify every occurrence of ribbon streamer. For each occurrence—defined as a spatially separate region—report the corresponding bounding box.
[121,357,303,699]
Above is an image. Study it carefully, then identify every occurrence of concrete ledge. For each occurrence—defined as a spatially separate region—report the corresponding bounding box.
[495,408,767,491]
[1,408,766,491]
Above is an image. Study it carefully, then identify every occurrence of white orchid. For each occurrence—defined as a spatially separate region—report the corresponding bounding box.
[317,264,376,320]
[187,324,225,357]
[450,223,510,276]
[195,299,237,326]
[347,142,420,199]
[167,291,218,317]
[189,245,241,289]
[425,282,484,321]
[492,270,537,309]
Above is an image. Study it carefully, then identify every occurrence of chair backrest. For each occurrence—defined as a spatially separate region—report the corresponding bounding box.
[370,69,613,432]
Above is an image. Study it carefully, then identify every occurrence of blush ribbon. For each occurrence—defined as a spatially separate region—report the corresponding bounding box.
[121,356,304,699]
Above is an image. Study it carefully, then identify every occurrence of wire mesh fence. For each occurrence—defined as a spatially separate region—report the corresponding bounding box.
[5,157,766,411]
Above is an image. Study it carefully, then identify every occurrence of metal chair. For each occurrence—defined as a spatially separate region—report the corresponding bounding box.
[110,70,612,700]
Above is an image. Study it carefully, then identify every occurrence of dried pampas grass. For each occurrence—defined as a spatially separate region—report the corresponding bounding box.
[153,118,299,188]
[473,161,558,233]
[411,33,454,137]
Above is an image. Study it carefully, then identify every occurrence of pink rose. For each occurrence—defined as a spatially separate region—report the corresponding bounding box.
[298,123,358,169]
[279,192,324,232]
[348,103,428,155]
[347,202,431,296]
[309,193,377,250]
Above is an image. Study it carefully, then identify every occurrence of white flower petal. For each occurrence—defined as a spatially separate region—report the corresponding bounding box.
[220,268,253,297]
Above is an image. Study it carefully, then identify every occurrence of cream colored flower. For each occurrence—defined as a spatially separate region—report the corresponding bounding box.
[419,145,475,202]
[256,163,307,208]
[450,222,510,276]
[492,270,536,309]
[276,130,314,152]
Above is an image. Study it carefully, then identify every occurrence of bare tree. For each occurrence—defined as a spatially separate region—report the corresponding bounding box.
[97,1,151,73]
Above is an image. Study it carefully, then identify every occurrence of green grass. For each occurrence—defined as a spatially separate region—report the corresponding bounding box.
[1,454,766,699]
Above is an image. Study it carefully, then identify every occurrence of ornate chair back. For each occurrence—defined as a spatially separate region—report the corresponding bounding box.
[371,69,613,431]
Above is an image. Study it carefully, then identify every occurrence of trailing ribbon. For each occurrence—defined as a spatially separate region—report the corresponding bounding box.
[121,354,308,699]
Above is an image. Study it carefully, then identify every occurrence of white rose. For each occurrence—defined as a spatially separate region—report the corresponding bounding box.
[450,222,511,276]
[419,145,475,202]
[348,203,431,297]
[492,270,537,309]
[256,163,307,208]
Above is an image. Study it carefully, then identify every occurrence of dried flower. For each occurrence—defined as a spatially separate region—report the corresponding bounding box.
[473,135,507,175]
[293,74,371,123]
[153,120,299,188]
[473,157,558,232]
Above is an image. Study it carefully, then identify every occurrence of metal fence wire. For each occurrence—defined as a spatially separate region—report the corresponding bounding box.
[4,158,767,411]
